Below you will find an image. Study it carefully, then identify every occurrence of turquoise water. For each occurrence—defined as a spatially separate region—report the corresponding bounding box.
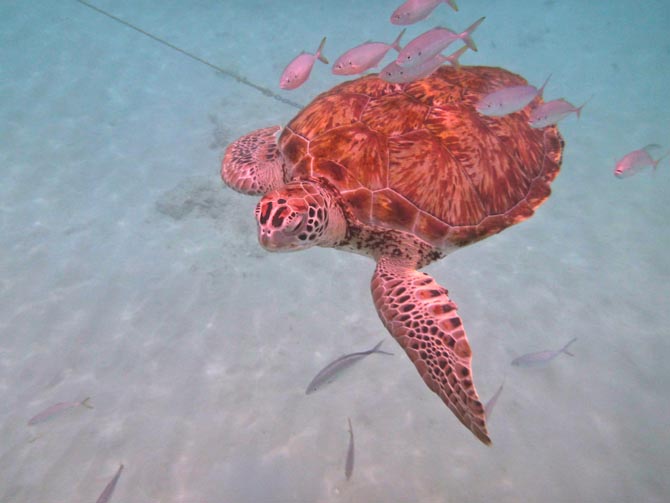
[1,1,669,501]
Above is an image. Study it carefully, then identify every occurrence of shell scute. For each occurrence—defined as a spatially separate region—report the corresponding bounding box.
[414,212,453,245]
[342,188,373,223]
[371,189,418,232]
[278,129,308,168]
[280,66,563,248]
[289,93,368,141]
[388,130,486,226]
[361,94,429,137]
[290,157,312,179]
[313,158,362,192]
[309,124,388,191]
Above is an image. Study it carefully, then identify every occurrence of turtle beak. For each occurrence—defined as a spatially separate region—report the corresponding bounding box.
[258,226,301,252]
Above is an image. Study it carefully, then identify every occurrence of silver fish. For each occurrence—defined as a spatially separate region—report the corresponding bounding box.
[484,378,505,420]
[476,74,550,117]
[305,340,393,394]
[96,464,124,503]
[529,97,590,129]
[396,17,485,68]
[380,45,469,84]
[27,397,93,425]
[345,418,354,480]
[511,337,577,367]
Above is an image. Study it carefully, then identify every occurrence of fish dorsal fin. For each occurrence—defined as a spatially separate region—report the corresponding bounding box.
[390,29,406,52]
[537,74,551,98]
[642,143,662,153]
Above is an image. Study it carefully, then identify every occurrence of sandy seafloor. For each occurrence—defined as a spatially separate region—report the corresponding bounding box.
[1,0,669,502]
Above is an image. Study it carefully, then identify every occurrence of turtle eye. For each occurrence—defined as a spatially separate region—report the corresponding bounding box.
[284,213,306,234]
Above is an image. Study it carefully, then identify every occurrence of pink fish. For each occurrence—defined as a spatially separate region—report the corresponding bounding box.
[332,30,405,76]
[27,397,93,425]
[614,144,668,178]
[529,97,590,128]
[380,45,469,83]
[279,37,328,90]
[396,17,485,68]
[476,74,551,117]
[390,0,459,25]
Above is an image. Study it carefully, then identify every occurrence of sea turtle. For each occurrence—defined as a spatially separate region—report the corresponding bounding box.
[221,65,563,445]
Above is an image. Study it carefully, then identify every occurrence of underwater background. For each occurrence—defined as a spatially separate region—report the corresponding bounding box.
[1,0,669,501]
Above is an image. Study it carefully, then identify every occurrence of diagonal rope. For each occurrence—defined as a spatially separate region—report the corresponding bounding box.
[74,0,304,110]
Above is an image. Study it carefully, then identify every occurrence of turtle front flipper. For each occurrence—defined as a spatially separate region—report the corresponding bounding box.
[371,256,491,445]
[222,126,285,195]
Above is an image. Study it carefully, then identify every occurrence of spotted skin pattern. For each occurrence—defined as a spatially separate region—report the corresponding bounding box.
[221,66,564,444]
[372,256,490,445]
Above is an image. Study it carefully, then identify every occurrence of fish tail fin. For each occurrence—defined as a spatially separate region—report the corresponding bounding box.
[81,397,94,409]
[445,0,459,11]
[576,94,594,119]
[654,151,670,171]
[391,29,406,52]
[371,339,395,356]
[370,339,385,352]
[316,37,328,64]
[460,16,485,52]
[461,35,477,52]
[537,74,552,99]
[561,337,577,355]
[447,45,469,69]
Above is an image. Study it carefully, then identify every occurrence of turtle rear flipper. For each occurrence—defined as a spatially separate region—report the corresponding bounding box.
[222,126,284,195]
[371,256,491,445]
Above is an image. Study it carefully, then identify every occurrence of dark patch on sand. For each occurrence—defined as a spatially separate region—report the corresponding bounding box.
[156,177,228,220]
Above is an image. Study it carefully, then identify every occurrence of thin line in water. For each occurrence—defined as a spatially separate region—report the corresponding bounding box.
[74,0,304,110]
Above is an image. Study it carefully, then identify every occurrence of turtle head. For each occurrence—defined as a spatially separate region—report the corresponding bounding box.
[255,180,346,252]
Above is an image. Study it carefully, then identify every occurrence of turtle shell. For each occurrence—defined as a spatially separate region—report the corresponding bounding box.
[278,65,563,248]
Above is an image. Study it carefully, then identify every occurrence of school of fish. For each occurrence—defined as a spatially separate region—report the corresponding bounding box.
[278,1,666,177]
[23,3,665,500]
